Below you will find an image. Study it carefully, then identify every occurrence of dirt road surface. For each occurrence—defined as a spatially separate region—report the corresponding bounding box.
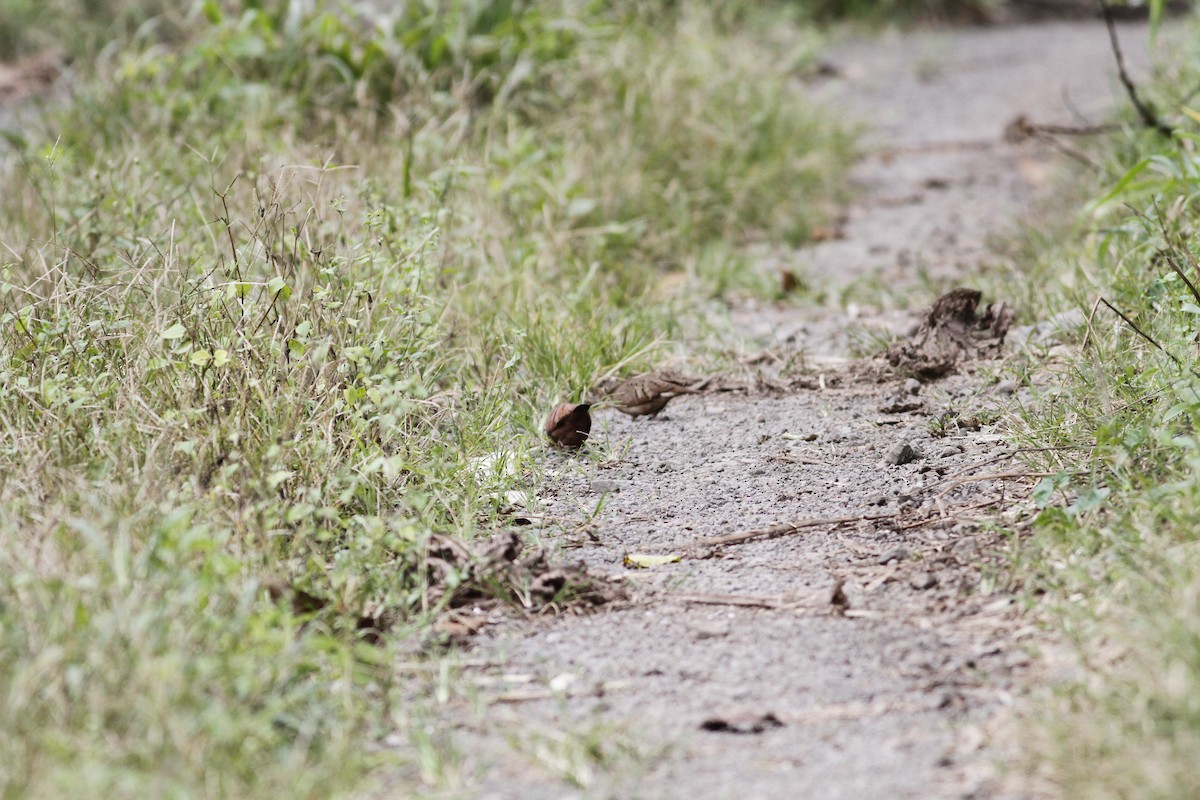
[425,20,1150,800]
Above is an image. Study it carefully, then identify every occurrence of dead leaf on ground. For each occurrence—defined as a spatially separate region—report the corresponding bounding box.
[779,268,801,294]
[829,579,849,612]
[434,612,491,642]
[623,553,682,569]
[808,225,845,242]
[885,287,1014,380]
[425,531,620,612]
[701,711,785,734]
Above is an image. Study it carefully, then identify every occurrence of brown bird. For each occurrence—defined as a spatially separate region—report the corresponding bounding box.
[545,402,592,448]
[595,371,710,419]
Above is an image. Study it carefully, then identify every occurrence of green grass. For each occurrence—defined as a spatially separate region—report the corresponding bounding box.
[985,18,1200,798]
[0,1,851,796]
[0,0,186,61]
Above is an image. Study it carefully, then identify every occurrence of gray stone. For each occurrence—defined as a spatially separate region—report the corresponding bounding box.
[909,571,938,590]
[884,442,920,466]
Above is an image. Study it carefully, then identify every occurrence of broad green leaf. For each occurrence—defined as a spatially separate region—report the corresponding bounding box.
[161,322,187,340]
[1067,488,1111,518]
[1163,402,1189,423]
[189,349,212,366]
[268,276,292,300]
[1087,158,1151,215]
[267,470,295,489]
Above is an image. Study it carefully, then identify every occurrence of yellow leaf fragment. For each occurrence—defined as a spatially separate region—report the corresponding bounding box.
[623,553,681,569]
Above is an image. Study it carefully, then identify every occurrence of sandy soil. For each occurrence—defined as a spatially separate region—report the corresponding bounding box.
[424,19,1151,800]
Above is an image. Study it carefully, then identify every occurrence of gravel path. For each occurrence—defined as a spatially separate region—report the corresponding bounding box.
[433,19,1148,800]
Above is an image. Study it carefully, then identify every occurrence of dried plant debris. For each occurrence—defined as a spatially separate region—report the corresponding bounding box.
[885,287,1014,380]
[264,532,618,646]
[700,710,785,735]
[623,553,683,569]
[829,578,850,612]
[262,578,395,644]
[424,531,619,612]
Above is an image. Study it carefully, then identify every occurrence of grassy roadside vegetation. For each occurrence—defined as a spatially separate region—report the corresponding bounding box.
[0,1,851,796]
[992,18,1200,799]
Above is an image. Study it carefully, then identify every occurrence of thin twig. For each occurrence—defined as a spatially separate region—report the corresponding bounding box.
[896,496,1011,529]
[675,447,1097,555]
[1099,296,1181,365]
[1043,137,1104,170]
[691,510,900,550]
[932,470,1060,503]
[1030,122,1120,137]
[1098,0,1174,137]
[1142,200,1200,306]
[923,445,1091,492]
[668,592,819,611]
[1081,295,1104,352]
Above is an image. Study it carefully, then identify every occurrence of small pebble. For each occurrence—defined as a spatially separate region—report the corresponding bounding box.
[884,442,919,466]
[938,445,963,458]
[909,571,938,590]
[904,378,922,395]
[994,379,1017,395]
[878,546,910,565]
[866,492,888,507]
[589,479,626,493]
[694,620,731,640]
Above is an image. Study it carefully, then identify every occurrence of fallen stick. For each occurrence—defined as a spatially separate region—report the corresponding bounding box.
[932,470,1058,503]
[691,510,901,550]
[1098,0,1173,137]
[669,591,805,610]
[675,454,1091,555]
[898,496,1011,529]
